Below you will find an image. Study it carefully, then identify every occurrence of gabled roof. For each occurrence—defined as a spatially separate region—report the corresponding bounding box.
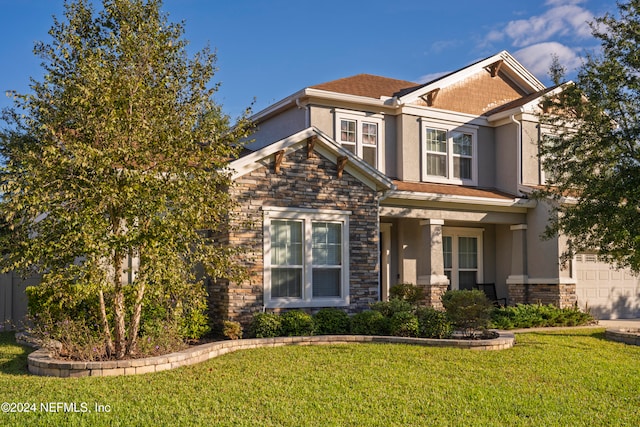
[397,51,546,105]
[250,50,548,122]
[229,127,394,192]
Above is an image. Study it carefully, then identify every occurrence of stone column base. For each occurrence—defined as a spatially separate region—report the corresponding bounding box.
[417,275,450,310]
[507,282,577,308]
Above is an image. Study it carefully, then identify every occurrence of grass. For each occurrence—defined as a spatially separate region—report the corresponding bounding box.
[0,329,639,426]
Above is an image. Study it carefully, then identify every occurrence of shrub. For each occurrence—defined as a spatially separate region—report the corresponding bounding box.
[139,281,210,341]
[389,311,419,337]
[416,307,453,338]
[389,283,424,305]
[442,290,494,337]
[370,298,413,318]
[222,321,243,340]
[350,310,389,335]
[313,308,350,335]
[280,310,315,336]
[250,313,282,338]
[490,304,595,329]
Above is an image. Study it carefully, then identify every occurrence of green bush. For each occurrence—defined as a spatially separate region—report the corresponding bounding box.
[490,304,595,329]
[389,283,424,304]
[389,311,419,337]
[280,310,315,336]
[313,308,350,335]
[416,307,453,338]
[250,313,282,338]
[442,290,494,337]
[350,310,390,335]
[370,298,413,318]
[222,320,243,340]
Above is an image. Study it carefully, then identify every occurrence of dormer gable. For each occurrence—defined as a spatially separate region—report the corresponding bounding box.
[398,51,546,116]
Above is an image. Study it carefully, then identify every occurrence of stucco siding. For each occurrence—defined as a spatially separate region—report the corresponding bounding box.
[521,119,541,186]
[494,123,518,195]
[396,114,421,182]
[248,106,306,151]
[526,202,561,280]
[477,126,496,188]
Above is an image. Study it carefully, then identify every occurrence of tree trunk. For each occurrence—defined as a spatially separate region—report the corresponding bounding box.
[126,280,146,355]
[98,289,113,358]
[112,251,126,359]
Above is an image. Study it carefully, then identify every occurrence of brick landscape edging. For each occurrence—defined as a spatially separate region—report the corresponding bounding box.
[27,332,516,378]
[605,328,640,346]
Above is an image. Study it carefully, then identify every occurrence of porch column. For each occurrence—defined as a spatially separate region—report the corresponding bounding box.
[417,219,449,309]
[506,224,528,304]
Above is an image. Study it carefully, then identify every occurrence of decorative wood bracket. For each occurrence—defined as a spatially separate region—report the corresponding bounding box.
[306,137,316,158]
[489,60,503,77]
[337,156,348,179]
[421,88,440,106]
[274,150,285,173]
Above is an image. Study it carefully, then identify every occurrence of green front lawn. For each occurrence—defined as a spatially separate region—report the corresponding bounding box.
[0,329,638,426]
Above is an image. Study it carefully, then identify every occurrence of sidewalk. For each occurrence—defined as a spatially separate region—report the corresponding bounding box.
[597,318,640,329]
[508,318,640,333]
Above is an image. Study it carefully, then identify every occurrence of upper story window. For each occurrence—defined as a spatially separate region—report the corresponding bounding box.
[421,120,478,185]
[335,109,383,169]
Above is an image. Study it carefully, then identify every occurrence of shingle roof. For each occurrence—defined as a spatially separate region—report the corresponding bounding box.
[310,74,421,99]
[484,85,560,116]
[393,180,516,199]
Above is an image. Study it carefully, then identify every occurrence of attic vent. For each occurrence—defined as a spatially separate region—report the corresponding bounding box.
[489,60,503,77]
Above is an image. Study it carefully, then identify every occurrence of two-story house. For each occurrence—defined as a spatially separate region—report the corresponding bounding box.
[212,50,639,324]
[3,51,638,328]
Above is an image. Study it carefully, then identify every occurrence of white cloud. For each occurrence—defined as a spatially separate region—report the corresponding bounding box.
[505,5,594,47]
[514,42,583,77]
[544,0,586,6]
[417,71,450,84]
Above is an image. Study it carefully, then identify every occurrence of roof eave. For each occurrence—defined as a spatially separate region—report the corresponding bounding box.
[385,189,537,208]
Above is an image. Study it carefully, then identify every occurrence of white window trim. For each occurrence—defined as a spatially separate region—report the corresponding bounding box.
[443,227,484,290]
[334,108,383,170]
[263,207,351,308]
[421,119,478,185]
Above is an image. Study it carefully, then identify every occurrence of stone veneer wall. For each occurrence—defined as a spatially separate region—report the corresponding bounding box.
[209,148,382,327]
[508,283,577,308]
[421,284,449,310]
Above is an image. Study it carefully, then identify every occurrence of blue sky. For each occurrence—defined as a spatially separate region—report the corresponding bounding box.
[0,0,617,120]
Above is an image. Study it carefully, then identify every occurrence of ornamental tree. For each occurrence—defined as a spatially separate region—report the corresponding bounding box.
[0,0,252,359]
[537,0,640,273]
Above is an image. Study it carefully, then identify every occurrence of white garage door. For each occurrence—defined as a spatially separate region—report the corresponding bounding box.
[575,254,640,319]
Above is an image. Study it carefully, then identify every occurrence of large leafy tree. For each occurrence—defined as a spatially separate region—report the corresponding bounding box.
[538,0,640,272]
[0,0,252,359]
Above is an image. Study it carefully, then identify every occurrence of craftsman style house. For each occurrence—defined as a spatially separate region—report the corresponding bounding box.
[211,50,639,323]
[2,51,638,327]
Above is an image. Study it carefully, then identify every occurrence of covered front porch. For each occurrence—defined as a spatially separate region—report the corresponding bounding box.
[378,182,576,309]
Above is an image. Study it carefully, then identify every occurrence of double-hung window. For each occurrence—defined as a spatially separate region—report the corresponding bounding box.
[264,207,350,308]
[421,120,478,185]
[335,109,383,169]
